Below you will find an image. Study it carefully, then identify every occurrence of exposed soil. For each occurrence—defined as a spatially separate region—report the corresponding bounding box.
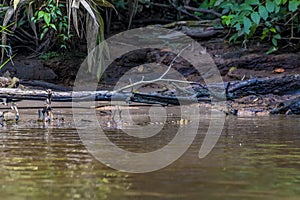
[1,36,300,116]
[3,38,299,89]
[47,41,300,87]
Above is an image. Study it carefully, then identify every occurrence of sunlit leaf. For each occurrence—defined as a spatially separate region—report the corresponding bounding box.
[229,66,237,73]
[44,13,51,25]
[79,0,99,26]
[49,24,57,30]
[0,54,16,70]
[13,0,20,11]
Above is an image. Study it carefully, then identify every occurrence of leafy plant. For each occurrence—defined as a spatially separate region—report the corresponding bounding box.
[200,0,300,53]
[216,0,300,53]
[0,0,114,78]
[1,0,114,53]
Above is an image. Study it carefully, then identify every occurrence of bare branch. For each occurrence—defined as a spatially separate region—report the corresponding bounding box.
[184,5,222,18]
[113,45,199,93]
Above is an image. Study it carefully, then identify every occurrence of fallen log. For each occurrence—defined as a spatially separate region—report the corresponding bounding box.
[0,88,208,105]
[228,74,300,98]
[270,96,300,115]
[0,74,299,114]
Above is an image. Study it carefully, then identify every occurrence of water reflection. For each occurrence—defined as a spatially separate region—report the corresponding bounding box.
[0,128,130,200]
[0,116,300,199]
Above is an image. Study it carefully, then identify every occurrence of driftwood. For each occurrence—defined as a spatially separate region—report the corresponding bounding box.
[228,74,300,98]
[270,96,300,115]
[0,87,209,105]
[0,75,299,108]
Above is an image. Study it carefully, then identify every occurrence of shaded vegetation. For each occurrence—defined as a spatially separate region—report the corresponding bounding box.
[0,0,299,69]
[0,0,113,57]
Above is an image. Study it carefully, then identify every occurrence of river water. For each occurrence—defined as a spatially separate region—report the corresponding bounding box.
[0,108,300,199]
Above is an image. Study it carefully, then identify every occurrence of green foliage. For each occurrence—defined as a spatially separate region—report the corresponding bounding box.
[31,0,70,49]
[1,0,114,52]
[200,0,300,53]
[0,0,114,79]
[39,51,62,60]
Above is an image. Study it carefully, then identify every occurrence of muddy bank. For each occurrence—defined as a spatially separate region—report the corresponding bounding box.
[1,38,300,116]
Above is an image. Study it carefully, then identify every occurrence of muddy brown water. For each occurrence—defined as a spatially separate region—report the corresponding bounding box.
[0,102,300,200]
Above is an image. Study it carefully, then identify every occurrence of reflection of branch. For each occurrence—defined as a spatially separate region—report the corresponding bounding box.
[113,45,204,93]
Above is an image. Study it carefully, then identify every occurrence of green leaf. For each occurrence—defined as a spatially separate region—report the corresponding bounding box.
[60,44,67,49]
[214,0,223,7]
[40,27,49,40]
[266,0,275,12]
[265,21,272,27]
[267,46,277,54]
[261,29,269,40]
[49,24,57,31]
[222,15,233,26]
[251,12,260,24]
[275,0,281,5]
[243,17,252,34]
[44,13,51,25]
[0,54,16,70]
[274,4,281,13]
[246,0,260,5]
[270,27,276,33]
[234,23,241,31]
[274,33,281,39]
[240,3,253,11]
[259,6,269,20]
[272,38,278,46]
[288,0,300,12]
[38,11,45,20]
[58,22,63,32]
[56,9,62,16]
[209,0,217,8]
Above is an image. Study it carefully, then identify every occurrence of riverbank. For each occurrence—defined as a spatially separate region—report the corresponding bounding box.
[0,37,299,117]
